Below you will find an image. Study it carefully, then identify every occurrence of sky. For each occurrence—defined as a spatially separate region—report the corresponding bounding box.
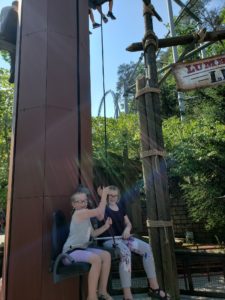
[0,0,223,116]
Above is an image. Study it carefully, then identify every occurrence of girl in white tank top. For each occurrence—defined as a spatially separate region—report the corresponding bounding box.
[63,186,113,300]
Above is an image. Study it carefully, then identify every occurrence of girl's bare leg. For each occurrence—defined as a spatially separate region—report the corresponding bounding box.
[96,6,104,17]
[96,5,108,23]
[108,0,113,12]
[98,251,111,296]
[89,9,95,24]
[87,254,101,300]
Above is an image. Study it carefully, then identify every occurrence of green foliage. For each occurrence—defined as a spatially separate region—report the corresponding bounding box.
[116,61,145,113]
[92,114,141,188]
[0,68,14,209]
[163,116,225,233]
[160,79,180,118]
[92,113,140,161]
[184,86,225,123]
[0,51,10,64]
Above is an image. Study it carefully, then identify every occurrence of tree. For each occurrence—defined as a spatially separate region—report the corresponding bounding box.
[92,114,142,188]
[156,2,225,236]
[92,114,140,161]
[116,60,145,113]
[163,116,225,234]
[0,68,14,209]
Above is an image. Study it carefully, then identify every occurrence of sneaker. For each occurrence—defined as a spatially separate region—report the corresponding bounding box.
[102,15,108,23]
[93,22,101,29]
[98,293,113,300]
[107,11,116,20]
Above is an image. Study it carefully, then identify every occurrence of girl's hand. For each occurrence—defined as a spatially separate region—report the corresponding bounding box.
[101,186,110,201]
[104,217,112,229]
[97,187,109,215]
[97,186,103,197]
[102,186,110,194]
[122,227,131,240]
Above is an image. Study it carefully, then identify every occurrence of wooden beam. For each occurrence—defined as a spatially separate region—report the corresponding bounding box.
[127,30,225,52]
[173,0,200,22]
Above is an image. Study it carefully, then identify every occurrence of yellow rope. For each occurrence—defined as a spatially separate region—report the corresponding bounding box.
[135,86,161,98]
[140,149,165,159]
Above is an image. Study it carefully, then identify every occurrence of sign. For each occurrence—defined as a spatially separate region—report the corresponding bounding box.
[172,54,225,91]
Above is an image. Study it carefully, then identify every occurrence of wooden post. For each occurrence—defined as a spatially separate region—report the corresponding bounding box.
[127,29,225,52]
[135,1,180,298]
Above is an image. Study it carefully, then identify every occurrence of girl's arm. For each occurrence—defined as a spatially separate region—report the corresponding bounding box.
[122,215,132,239]
[95,186,106,220]
[76,187,109,222]
[75,207,102,221]
[91,217,112,238]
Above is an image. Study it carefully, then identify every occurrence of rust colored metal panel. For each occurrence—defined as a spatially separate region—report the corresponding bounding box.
[19,32,47,109]
[13,109,45,198]
[78,0,93,191]
[21,0,47,35]
[46,31,77,109]
[45,107,79,196]
[42,278,80,300]
[6,197,43,300]
[48,0,77,38]
[3,0,91,299]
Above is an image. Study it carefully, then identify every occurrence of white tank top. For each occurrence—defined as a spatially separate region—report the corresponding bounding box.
[62,211,92,253]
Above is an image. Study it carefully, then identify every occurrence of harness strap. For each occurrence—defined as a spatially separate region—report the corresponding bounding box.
[135,86,161,98]
[193,28,207,43]
[140,149,166,159]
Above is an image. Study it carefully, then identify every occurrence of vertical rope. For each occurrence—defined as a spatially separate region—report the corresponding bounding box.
[77,0,81,184]
[99,18,118,248]
[100,16,107,160]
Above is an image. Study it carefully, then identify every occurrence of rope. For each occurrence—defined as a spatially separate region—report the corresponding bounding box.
[193,27,207,43]
[143,2,162,22]
[135,86,160,98]
[140,149,165,159]
[99,17,117,250]
[100,16,107,160]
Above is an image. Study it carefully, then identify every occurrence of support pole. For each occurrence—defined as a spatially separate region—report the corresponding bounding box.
[135,1,180,298]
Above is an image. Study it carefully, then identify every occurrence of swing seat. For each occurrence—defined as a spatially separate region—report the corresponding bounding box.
[50,210,91,299]
[0,34,15,53]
